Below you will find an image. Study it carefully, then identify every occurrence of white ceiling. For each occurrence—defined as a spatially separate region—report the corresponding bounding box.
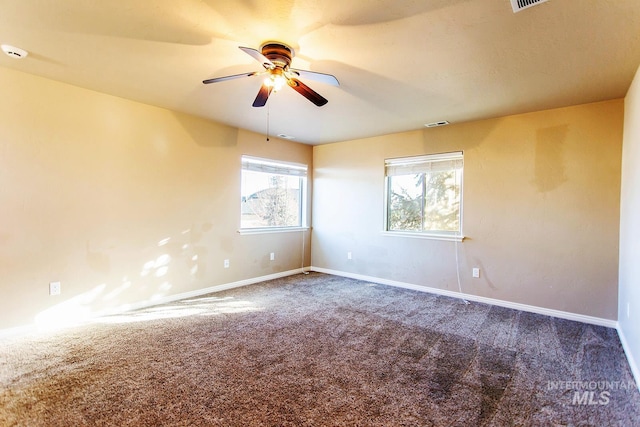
[1,0,639,145]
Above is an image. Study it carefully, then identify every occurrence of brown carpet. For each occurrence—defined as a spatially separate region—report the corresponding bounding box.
[1,272,639,426]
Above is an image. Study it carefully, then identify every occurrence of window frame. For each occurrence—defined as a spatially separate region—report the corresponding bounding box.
[382,151,464,241]
[239,155,308,234]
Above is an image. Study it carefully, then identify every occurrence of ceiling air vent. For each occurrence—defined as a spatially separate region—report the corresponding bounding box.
[510,0,549,13]
[425,120,450,128]
[277,133,295,140]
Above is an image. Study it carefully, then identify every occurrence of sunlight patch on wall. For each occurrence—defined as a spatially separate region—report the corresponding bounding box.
[150,281,173,301]
[155,266,169,277]
[103,277,132,301]
[141,254,172,277]
[34,283,107,331]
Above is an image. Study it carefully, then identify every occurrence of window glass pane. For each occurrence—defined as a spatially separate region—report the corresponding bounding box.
[385,152,463,236]
[423,170,461,232]
[388,174,423,231]
[241,170,302,228]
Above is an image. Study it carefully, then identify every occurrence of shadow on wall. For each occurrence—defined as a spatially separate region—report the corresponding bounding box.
[171,111,239,148]
[533,125,568,193]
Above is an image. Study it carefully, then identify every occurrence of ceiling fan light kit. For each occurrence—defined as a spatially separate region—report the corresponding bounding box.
[203,41,339,108]
[263,68,286,92]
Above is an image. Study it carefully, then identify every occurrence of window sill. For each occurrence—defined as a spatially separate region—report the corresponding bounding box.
[239,227,310,235]
[380,231,465,242]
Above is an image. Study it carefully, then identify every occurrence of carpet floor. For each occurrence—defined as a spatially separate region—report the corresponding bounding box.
[1,272,639,426]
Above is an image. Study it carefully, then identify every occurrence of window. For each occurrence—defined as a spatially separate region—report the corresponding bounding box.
[241,156,307,230]
[384,152,463,239]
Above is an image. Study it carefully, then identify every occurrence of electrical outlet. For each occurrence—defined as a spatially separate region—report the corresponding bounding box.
[49,281,61,296]
[223,259,230,268]
[270,252,275,261]
[347,251,352,260]
[472,268,480,278]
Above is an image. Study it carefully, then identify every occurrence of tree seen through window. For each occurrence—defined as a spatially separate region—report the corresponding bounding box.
[386,152,463,236]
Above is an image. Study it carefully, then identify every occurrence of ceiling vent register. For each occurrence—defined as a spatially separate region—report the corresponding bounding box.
[510,0,549,13]
[425,121,450,128]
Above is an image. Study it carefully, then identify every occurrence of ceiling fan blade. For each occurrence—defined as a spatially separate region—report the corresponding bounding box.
[252,84,273,107]
[289,69,340,86]
[287,78,328,107]
[239,46,275,69]
[203,71,259,84]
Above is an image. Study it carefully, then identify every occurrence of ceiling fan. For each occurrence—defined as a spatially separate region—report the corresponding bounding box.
[202,42,339,107]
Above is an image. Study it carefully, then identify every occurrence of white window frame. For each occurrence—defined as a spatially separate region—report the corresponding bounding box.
[383,151,464,241]
[239,155,308,234]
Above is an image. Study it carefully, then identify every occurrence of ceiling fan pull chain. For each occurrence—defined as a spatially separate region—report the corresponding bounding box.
[266,103,270,142]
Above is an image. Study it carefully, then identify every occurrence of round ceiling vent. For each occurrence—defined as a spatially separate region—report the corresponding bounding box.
[1,44,28,59]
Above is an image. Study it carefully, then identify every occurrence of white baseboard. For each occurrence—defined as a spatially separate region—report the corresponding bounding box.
[316,266,636,392]
[310,266,618,328]
[2,266,637,393]
[0,268,305,338]
[617,325,640,393]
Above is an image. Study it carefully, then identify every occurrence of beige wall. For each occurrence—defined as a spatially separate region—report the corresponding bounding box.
[0,64,625,330]
[0,67,312,330]
[312,100,623,320]
[619,64,640,380]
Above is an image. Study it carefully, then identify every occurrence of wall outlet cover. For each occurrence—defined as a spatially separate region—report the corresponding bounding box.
[49,281,61,295]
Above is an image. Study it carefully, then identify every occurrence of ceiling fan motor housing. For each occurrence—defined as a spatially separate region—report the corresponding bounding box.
[260,43,294,70]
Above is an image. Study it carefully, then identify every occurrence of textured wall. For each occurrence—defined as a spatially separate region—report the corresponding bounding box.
[0,67,312,330]
[619,64,640,380]
[0,64,626,331]
[312,100,623,320]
